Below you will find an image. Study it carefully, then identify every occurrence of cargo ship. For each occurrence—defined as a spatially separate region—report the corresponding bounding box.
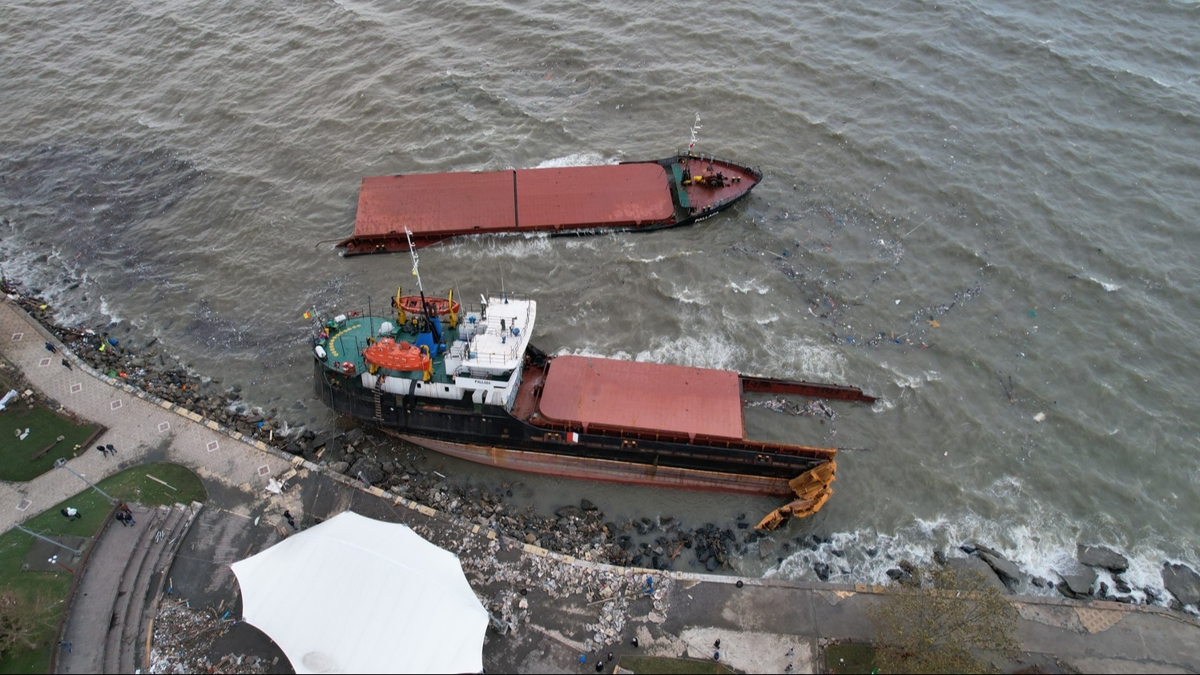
[337,152,762,255]
[312,236,875,528]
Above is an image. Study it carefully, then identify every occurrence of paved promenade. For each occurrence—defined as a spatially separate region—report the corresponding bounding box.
[0,299,293,535]
[3,295,1199,674]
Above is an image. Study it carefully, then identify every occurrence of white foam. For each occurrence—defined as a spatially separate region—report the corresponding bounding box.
[634,333,745,371]
[533,152,612,169]
[1086,275,1121,292]
[728,278,770,295]
[765,505,1197,606]
[670,285,709,306]
[878,360,938,389]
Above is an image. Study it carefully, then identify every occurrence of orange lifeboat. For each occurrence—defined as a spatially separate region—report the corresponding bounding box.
[393,295,461,316]
[363,338,431,373]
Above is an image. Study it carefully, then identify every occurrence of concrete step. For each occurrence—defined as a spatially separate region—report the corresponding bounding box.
[103,504,183,673]
[132,502,204,672]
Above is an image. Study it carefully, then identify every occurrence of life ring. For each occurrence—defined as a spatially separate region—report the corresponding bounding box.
[348,310,362,318]
[340,361,357,375]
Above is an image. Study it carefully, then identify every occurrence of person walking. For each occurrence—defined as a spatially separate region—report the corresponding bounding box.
[61,507,81,520]
[283,510,298,531]
[95,444,108,458]
[105,443,116,455]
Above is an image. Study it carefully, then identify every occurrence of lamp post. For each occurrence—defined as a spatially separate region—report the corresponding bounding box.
[54,458,115,502]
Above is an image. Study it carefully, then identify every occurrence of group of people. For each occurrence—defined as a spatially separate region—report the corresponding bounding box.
[95,443,117,458]
[114,502,135,526]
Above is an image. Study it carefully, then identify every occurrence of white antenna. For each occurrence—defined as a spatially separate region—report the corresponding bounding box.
[405,228,424,295]
[688,112,702,150]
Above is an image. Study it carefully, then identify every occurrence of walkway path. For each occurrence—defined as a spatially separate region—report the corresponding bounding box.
[0,298,293,533]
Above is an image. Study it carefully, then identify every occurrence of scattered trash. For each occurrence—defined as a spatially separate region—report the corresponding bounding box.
[1034,412,1046,423]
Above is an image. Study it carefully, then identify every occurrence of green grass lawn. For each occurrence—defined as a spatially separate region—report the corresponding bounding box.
[0,403,101,482]
[826,642,878,674]
[0,462,207,673]
[617,655,740,674]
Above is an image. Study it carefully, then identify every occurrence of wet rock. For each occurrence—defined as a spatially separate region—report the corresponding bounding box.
[1057,568,1097,599]
[886,568,912,584]
[977,550,1022,591]
[758,539,777,560]
[813,562,831,581]
[933,549,947,566]
[348,458,384,485]
[555,505,584,520]
[580,499,598,512]
[1162,562,1200,606]
[945,556,1009,593]
[1077,544,1129,573]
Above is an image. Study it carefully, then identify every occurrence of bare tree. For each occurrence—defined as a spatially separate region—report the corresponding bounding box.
[0,591,49,658]
[869,566,1020,674]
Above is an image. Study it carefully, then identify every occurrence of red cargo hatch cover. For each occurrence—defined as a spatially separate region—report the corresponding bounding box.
[354,171,517,238]
[537,355,744,440]
[515,163,673,229]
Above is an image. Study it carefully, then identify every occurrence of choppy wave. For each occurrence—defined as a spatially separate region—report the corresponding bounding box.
[2,0,1199,601]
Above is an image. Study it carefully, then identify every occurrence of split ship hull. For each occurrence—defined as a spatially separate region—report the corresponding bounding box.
[314,355,869,497]
[338,153,762,255]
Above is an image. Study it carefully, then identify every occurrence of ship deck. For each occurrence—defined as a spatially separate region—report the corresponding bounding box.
[353,163,672,244]
[317,313,461,383]
[531,355,745,441]
[337,154,762,254]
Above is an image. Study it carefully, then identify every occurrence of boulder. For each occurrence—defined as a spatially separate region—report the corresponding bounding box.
[758,539,777,560]
[329,461,349,474]
[978,550,1023,591]
[348,457,384,485]
[945,556,1009,593]
[813,562,831,581]
[555,505,584,520]
[1077,544,1129,573]
[1161,562,1200,607]
[1057,568,1097,599]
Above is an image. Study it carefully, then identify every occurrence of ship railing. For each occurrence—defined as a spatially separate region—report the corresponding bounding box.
[464,337,522,366]
[675,150,764,181]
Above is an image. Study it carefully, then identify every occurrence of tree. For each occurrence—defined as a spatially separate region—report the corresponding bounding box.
[0,591,46,658]
[869,565,1020,674]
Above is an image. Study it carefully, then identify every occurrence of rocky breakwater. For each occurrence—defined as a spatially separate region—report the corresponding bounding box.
[286,428,777,575]
[2,281,295,451]
[912,540,1200,615]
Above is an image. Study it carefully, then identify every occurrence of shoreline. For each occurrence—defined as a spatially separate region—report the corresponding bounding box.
[3,275,1198,616]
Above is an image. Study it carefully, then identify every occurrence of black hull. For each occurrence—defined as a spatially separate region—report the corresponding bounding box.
[314,360,825,492]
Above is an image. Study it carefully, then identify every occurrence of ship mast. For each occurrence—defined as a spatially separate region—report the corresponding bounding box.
[405,228,442,344]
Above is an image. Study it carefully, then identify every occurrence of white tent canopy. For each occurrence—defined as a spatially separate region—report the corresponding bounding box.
[230,510,488,674]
